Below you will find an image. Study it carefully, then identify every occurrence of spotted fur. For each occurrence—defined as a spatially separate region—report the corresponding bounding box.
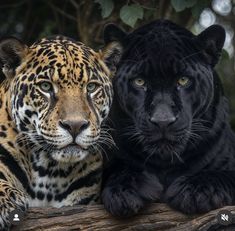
[0,36,121,230]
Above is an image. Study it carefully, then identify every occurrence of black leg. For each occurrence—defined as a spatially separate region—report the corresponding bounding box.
[165,171,235,214]
[102,159,163,217]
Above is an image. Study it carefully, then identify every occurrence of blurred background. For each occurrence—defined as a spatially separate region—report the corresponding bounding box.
[0,0,235,127]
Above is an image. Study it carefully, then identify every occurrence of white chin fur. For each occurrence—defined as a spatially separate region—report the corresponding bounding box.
[51,146,89,163]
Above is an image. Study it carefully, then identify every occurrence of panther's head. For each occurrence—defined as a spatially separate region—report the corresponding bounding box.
[0,36,122,163]
[104,20,225,162]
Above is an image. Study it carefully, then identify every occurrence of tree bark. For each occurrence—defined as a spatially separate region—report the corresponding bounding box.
[11,203,235,231]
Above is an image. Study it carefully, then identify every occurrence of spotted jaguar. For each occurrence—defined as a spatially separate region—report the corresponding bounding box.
[0,35,121,230]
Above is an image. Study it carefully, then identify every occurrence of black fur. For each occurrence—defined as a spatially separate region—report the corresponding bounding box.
[101,20,235,216]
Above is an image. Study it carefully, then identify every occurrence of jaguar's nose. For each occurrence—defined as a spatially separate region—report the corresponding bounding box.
[59,120,90,138]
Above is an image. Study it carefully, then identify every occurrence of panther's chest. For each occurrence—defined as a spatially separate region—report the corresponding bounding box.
[28,151,103,207]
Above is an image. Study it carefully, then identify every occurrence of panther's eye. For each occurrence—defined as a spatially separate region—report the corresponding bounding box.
[39,82,53,92]
[133,78,145,87]
[178,77,190,87]
[87,82,99,93]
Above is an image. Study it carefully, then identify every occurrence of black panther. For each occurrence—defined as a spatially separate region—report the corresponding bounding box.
[101,20,235,216]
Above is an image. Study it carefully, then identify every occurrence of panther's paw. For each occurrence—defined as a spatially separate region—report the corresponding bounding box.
[102,185,144,217]
[102,170,163,217]
[138,171,163,202]
[165,174,233,214]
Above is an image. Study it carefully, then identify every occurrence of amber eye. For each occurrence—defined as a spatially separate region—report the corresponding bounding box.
[87,82,99,93]
[39,82,53,92]
[178,77,190,87]
[133,78,145,87]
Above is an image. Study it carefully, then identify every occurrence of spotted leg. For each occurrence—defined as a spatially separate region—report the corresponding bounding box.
[0,180,28,230]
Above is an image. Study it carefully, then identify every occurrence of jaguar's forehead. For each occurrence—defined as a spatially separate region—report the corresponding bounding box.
[19,37,108,86]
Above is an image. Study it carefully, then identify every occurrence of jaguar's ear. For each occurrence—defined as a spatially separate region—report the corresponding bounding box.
[0,37,28,78]
[197,25,225,66]
[100,24,127,74]
[103,23,127,44]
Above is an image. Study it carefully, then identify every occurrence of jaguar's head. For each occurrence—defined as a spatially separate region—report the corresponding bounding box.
[0,36,122,163]
[104,20,225,162]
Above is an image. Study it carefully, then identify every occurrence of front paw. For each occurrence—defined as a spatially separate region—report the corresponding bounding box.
[102,170,163,217]
[0,182,28,230]
[102,185,144,217]
[165,174,233,214]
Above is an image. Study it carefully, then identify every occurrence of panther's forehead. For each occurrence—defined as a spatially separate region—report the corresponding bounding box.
[121,30,205,85]
[18,37,108,87]
[123,24,203,78]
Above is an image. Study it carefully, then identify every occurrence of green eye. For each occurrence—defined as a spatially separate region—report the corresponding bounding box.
[178,77,190,87]
[39,82,53,92]
[133,78,145,87]
[87,82,99,93]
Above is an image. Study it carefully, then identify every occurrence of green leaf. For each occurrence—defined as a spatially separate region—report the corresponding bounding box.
[171,0,186,12]
[185,0,197,8]
[144,9,155,20]
[221,49,230,60]
[191,0,210,18]
[120,4,144,28]
[171,0,197,12]
[95,0,114,18]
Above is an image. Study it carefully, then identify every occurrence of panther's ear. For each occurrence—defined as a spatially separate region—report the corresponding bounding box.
[100,41,123,75]
[197,25,225,66]
[0,37,28,78]
[103,23,127,44]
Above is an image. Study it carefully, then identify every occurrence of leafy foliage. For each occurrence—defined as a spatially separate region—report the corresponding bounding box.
[191,0,210,18]
[94,0,210,28]
[171,0,197,12]
[0,0,213,43]
[95,0,114,18]
[120,4,144,28]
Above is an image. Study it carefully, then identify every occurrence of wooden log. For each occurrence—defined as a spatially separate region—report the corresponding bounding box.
[11,203,235,231]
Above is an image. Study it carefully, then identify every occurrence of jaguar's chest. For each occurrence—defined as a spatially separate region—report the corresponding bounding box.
[29,174,71,207]
[28,150,103,207]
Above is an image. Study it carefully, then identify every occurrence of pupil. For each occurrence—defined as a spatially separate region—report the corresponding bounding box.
[89,84,95,90]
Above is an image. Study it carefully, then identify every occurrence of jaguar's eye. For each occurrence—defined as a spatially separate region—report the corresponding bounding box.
[178,77,190,87]
[39,82,53,92]
[87,82,99,93]
[133,78,145,87]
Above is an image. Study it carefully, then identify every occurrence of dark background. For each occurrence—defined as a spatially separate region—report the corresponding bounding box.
[1,0,235,127]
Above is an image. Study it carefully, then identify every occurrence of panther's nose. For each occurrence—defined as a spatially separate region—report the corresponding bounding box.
[59,120,90,138]
[150,103,176,130]
[150,116,176,129]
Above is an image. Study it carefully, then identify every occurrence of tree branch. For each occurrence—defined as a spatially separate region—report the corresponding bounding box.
[12,203,235,231]
[47,1,77,22]
[0,0,27,8]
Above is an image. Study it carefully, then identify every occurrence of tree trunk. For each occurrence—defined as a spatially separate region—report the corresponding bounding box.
[11,203,235,231]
